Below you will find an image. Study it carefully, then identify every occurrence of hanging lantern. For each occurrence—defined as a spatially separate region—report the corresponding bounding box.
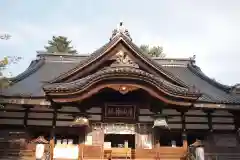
[151,113,169,129]
[70,115,90,127]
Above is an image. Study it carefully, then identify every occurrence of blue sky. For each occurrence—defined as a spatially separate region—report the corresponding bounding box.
[0,0,240,85]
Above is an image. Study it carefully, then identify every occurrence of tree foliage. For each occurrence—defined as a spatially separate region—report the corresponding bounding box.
[0,57,9,88]
[0,34,11,40]
[44,36,77,54]
[140,44,165,58]
[0,56,21,88]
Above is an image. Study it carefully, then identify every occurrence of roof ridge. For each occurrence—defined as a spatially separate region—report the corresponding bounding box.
[187,63,231,93]
[9,59,45,84]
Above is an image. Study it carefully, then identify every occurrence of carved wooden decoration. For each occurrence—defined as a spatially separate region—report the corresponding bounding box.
[111,50,139,68]
[107,84,139,94]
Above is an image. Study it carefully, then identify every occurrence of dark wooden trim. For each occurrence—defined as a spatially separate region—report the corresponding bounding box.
[0,117,69,121]
[0,124,235,134]
[0,108,101,115]
[0,108,234,118]
[138,114,233,118]
[0,116,235,125]
[23,107,30,127]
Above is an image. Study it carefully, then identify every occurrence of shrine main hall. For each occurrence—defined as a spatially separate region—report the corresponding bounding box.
[0,23,240,160]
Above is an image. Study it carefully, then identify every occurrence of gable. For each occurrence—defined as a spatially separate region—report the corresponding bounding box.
[49,36,187,89]
[65,41,162,81]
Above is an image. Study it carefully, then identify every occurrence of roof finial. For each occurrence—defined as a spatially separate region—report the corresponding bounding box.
[110,22,132,41]
[119,21,123,26]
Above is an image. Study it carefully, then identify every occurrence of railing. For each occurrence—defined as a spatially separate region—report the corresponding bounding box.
[205,153,240,160]
[81,145,187,159]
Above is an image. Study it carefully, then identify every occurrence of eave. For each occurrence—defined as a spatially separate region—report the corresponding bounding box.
[0,97,50,106]
[43,66,201,106]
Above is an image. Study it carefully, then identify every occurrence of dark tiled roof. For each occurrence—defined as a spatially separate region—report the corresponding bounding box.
[1,46,240,104]
[1,54,239,104]
[0,57,81,97]
[163,65,240,104]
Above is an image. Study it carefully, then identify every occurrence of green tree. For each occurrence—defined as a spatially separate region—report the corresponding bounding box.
[0,57,10,88]
[0,34,11,40]
[0,56,21,88]
[44,36,77,54]
[0,34,11,88]
[140,44,165,58]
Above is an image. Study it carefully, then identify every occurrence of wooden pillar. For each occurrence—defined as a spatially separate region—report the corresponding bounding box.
[50,131,55,160]
[78,143,83,160]
[232,111,240,131]
[155,139,160,148]
[231,111,240,144]
[23,107,30,128]
[22,105,32,144]
[75,106,88,160]
[204,109,214,132]
[50,104,58,160]
[154,128,160,148]
[180,110,188,150]
[182,132,187,150]
[152,106,162,148]
[78,126,86,160]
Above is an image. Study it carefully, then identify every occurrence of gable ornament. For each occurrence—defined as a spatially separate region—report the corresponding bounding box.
[111,50,139,68]
[110,22,132,41]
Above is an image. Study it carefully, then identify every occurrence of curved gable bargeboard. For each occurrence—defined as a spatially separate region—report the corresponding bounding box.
[43,67,201,106]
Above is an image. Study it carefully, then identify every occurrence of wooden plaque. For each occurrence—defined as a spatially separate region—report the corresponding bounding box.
[104,104,136,120]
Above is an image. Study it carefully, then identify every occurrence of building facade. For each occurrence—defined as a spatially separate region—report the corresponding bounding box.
[0,23,240,160]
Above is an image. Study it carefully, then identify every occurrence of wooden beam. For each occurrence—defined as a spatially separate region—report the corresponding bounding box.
[0,108,102,115]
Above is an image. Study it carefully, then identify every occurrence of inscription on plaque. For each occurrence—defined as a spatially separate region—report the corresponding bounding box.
[104,104,136,120]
